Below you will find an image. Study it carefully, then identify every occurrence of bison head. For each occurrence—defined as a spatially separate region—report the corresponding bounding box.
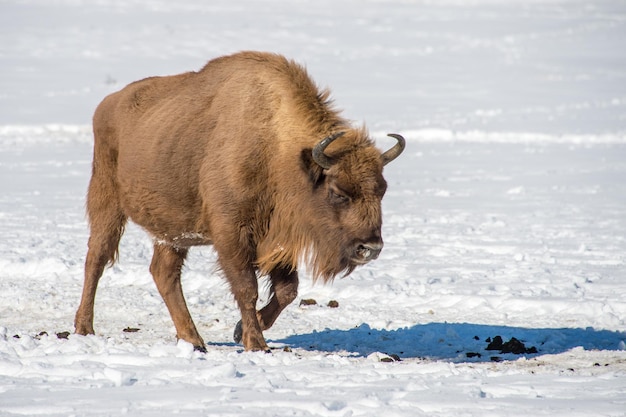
[300,129,405,280]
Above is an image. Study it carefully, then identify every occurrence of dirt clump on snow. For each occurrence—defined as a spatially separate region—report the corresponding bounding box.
[486,336,538,354]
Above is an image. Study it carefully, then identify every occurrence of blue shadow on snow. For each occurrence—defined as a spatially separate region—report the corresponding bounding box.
[275,322,626,363]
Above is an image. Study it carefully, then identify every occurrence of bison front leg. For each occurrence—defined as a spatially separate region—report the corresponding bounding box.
[223,264,269,352]
[258,267,299,330]
[150,244,206,352]
[234,266,298,346]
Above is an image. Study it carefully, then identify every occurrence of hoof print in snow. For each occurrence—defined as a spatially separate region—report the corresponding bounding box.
[299,298,317,307]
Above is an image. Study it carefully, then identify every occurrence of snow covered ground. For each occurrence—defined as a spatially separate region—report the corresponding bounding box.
[1,0,626,416]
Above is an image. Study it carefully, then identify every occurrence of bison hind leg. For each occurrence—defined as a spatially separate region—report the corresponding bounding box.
[150,244,206,351]
[75,186,127,336]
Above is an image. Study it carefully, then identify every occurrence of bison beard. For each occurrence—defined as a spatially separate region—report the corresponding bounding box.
[73,51,405,352]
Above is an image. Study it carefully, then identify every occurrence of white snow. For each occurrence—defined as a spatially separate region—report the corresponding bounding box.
[1,0,626,416]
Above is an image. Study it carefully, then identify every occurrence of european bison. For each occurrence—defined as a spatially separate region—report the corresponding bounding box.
[74,51,405,352]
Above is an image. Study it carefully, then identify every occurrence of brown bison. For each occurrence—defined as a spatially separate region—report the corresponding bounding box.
[74,51,405,352]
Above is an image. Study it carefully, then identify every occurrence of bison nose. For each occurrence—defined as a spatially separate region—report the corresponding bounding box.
[354,241,383,264]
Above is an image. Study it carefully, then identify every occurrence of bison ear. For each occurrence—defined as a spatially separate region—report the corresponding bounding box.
[300,148,325,187]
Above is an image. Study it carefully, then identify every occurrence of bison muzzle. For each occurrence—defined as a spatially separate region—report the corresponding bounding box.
[74,51,405,352]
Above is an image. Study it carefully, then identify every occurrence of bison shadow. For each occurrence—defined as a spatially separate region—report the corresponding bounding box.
[274,322,626,363]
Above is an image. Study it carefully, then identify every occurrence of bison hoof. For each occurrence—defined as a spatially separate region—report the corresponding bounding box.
[233,320,243,344]
[194,345,207,353]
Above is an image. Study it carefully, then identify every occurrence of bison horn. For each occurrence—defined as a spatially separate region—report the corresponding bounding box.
[312,131,346,170]
[381,133,406,166]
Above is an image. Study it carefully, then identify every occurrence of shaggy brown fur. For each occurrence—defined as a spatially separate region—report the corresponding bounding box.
[74,51,404,352]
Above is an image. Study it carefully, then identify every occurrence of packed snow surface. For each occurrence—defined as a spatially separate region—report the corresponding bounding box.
[1,0,625,416]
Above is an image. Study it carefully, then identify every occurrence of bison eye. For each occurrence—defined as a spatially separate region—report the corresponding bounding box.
[329,188,350,206]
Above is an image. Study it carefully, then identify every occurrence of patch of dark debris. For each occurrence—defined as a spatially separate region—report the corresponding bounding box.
[14,327,142,341]
[299,298,340,308]
[380,353,402,363]
[466,335,538,362]
[14,331,72,340]
[55,331,71,339]
[123,327,141,333]
[486,336,538,354]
